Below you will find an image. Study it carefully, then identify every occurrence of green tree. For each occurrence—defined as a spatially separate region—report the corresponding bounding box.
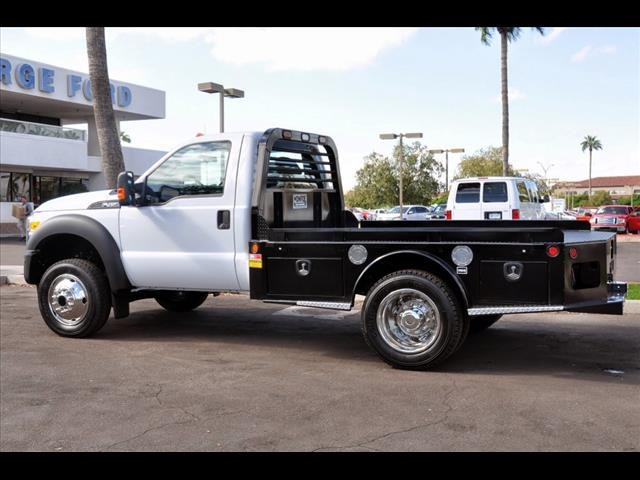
[86,27,124,189]
[476,27,545,176]
[454,146,513,178]
[580,135,603,198]
[345,142,442,209]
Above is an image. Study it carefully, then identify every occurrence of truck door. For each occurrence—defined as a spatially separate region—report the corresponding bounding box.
[119,137,241,290]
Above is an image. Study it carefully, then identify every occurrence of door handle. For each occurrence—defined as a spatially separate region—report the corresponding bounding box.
[217,210,231,229]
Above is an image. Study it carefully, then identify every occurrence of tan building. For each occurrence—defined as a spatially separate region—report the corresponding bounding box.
[552,175,640,198]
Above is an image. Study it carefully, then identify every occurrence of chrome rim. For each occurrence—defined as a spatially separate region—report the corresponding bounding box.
[47,274,90,327]
[376,288,441,354]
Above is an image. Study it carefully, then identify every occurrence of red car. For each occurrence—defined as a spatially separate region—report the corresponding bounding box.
[628,208,640,234]
[590,205,635,233]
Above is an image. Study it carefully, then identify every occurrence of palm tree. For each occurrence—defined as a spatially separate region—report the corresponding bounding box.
[476,27,545,176]
[86,27,124,189]
[119,131,131,143]
[580,135,603,198]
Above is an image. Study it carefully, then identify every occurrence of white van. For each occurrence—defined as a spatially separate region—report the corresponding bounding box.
[446,177,546,220]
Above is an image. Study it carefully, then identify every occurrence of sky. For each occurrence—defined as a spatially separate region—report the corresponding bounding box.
[1,27,638,191]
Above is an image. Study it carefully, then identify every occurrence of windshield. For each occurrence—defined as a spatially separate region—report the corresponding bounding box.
[596,206,628,215]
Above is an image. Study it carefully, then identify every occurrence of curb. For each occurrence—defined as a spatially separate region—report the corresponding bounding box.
[0,274,28,286]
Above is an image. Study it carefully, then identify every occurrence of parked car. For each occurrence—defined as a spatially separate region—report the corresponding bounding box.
[369,208,387,221]
[590,205,635,233]
[428,203,447,219]
[627,209,640,234]
[575,207,596,222]
[446,177,546,220]
[375,205,431,221]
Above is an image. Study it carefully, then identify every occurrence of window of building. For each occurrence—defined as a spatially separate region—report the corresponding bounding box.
[0,172,9,202]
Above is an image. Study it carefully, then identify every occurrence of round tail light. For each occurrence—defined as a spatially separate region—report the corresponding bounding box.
[546,245,560,257]
[569,247,578,259]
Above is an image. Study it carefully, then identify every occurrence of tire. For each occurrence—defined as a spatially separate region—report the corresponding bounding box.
[361,270,467,370]
[155,291,209,312]
[469,314,502,334]
[37,258,111,338]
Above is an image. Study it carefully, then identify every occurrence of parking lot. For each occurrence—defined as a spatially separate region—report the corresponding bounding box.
[1,286,638,451]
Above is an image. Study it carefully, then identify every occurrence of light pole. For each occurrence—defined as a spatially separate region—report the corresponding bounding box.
[198,82,245,133]
[427,148,464,191]
[537,161,555,188]
[379,132,423,219]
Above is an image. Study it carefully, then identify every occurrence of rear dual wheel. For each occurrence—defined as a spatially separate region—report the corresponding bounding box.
[362,270,467,370]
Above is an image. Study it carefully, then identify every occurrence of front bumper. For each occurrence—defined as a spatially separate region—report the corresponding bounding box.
[592,224,626,233]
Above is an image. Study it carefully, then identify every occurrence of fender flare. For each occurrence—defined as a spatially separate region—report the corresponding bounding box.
[25,214,131,291]
[352,249,470,308]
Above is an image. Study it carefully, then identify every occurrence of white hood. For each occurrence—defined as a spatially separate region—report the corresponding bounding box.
[35,190,118,212]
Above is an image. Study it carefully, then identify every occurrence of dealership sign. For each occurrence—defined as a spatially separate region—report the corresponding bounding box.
[0,56,132,107]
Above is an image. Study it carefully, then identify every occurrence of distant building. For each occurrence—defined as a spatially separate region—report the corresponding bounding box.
[1,53,167,235]
[552,176,640,198]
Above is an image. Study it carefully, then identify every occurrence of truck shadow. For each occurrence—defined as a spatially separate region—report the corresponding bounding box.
[97,301,640,383]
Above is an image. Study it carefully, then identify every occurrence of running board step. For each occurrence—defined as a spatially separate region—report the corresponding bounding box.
[468,305,564,315]
[296,301,352,311]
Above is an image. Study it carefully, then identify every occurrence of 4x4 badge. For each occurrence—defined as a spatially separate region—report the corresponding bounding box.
[504,262,523,282]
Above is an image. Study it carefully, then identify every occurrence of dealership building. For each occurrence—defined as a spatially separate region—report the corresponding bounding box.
[0,53,166,235]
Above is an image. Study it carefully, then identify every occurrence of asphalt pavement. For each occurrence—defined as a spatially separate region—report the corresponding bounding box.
[1,288,638,451]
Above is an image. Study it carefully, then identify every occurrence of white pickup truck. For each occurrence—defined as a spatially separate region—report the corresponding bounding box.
[24,128,626,369]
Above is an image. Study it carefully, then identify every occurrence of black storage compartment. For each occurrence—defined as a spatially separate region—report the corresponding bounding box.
[267,257,344,297]
[478,260,548,305]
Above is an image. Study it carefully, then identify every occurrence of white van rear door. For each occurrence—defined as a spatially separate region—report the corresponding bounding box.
[481,181,510,220]
[452,181,481,219]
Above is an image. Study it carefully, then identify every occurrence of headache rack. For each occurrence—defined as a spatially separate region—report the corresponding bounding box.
[252,128,356,239]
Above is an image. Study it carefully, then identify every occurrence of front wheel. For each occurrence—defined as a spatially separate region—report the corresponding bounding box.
[37,259,112,337]
[155,291,209,312]
[361,270,467,370]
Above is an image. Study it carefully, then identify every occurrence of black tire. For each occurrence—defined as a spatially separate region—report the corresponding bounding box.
[155,291,209,312]
[469,314,503,334]
[37,258,111,338]
[361,270,467,370]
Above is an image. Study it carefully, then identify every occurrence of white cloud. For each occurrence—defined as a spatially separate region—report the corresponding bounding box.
[571,44,617,63]
[23,27,85,41]
[536,27,567,45]
[203,28,418,71]
[571,45,592,62]
[493,88,525,103]
[22,27,417,72]
[596,45,617,55]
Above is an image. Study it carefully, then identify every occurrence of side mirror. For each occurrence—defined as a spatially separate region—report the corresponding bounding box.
[585,212,593,218]
[116,171,135,206]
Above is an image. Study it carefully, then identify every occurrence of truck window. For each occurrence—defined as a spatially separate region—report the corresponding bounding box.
[267,141,333,190]
[516,181,530,202]
[482,182,508,202]
[455,182,480,203]
[146,141,231,202]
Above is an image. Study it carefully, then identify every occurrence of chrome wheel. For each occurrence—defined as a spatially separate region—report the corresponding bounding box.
[376,288,442,354]
[47,274,90,326]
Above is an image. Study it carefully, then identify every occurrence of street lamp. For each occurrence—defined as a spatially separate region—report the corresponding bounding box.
[198,82,245,133]
[427,148,464,191]
[379,132,423,219]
